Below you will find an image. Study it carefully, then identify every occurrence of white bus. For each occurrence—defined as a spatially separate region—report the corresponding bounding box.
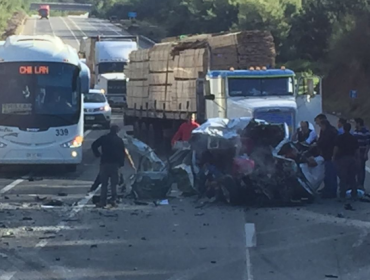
[0,35,90,172]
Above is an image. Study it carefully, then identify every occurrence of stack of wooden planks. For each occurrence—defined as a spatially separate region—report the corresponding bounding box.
[126,30,276,112]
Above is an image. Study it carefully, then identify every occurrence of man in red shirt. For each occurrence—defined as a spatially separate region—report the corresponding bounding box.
[171,113,200,146]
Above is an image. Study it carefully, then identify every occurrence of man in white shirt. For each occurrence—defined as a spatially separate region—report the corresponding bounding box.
[300,146,325,192]
[293,121,317,145]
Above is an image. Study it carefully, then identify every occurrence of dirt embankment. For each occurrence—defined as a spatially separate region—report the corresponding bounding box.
[2,11,27,40]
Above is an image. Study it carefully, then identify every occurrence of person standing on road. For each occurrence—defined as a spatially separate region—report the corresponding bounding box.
[314,114,327,137]
[171,113,200,148]
[353,118,370,190]
[317,119,338,198]
[89,147,136,193]
[333,123,359,198]
[91,124,125,208]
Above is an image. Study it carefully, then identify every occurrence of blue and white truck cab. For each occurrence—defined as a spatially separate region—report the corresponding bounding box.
[201,67,322,137]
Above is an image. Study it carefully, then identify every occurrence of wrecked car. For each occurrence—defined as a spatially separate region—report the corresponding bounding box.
[124,117,318,207]
[189,117,316,206]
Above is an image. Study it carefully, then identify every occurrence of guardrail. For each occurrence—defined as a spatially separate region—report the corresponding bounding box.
[140,35,156,45]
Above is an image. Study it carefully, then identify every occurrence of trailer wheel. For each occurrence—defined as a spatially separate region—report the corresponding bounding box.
[154,123,163,152]
[123,114,132,126]
[140,122,148,144]
[148,124,155,148]
[133,121,140,139]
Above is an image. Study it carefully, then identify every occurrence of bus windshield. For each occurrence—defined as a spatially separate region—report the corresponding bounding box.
[228,77,294,97]
[0,62,80,128]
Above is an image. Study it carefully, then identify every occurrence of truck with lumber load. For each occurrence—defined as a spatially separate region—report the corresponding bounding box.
[38,5,50,20]
[79,35,139,107]
[123,30,322,150]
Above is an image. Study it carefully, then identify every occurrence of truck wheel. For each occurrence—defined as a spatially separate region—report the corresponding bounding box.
[133,121,140,139]
[124,115,133,126]
[148,124,155,148]
[140,122,148,144]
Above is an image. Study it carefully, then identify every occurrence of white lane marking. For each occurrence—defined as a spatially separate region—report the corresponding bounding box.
[84,129,92,137]
[59,17,79,45]
[86,18,121,35]
[0,179,24,195]
[245,223,256,280]
[36,186,100,248]
[103,23,121,35]
[245,249,254,280]
[353,229,369,247]
[33,18,36,36]
[48,17,56,36]
[67,17,87,37]
[245,223,256,247]
[83,124,99,138]
[0,271,16,280]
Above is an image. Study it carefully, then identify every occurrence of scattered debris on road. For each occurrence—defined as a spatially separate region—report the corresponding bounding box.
[2,231,15,238]
[0,252,8,258]
[57,192,68,197]
[344,203,355,211]
[325,275,339,279]
[42,199,63,207]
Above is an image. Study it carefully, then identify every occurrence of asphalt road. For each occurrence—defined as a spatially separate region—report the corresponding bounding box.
[0,16,248,280]
[1,16,370,280]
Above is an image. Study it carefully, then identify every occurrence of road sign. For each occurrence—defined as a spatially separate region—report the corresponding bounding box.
[128,12,137,18]
[349,90,357,99]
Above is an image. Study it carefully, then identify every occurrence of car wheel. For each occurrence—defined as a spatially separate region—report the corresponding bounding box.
[103,121,111,129]
[66,164,77,173]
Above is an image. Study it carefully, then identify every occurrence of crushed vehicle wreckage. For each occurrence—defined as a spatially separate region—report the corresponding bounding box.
[124,117,320,207]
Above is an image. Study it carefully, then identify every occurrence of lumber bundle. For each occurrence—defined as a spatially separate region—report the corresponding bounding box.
[126,30,276,112]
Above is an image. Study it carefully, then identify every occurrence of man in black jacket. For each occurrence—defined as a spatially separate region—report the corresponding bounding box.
[92,124,125,207]
[317,119,338,198]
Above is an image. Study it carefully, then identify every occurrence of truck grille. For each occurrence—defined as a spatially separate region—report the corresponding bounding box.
[254,109,295,134]
[107,80,126,95]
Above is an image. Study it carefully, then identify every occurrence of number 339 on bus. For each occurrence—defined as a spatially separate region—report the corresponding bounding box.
[56,129,68,136]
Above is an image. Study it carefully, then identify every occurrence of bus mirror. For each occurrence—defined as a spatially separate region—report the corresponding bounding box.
[80,63,90,94]
[205,94,215,101]
[196,78,211,96]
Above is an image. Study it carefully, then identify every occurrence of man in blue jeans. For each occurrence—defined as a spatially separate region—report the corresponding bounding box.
[317,119,339,198]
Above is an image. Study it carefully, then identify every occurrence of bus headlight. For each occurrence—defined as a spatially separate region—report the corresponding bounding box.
[0,142,7,148]
[61,136,83,148]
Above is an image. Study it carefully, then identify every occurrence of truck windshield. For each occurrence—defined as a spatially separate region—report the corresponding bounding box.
[0,62,80,128]
[228,77,294,97]
[98,62,126,74]
[108,80,126,94]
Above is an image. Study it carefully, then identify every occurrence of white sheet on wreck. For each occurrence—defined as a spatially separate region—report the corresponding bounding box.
[192,117,289,144]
